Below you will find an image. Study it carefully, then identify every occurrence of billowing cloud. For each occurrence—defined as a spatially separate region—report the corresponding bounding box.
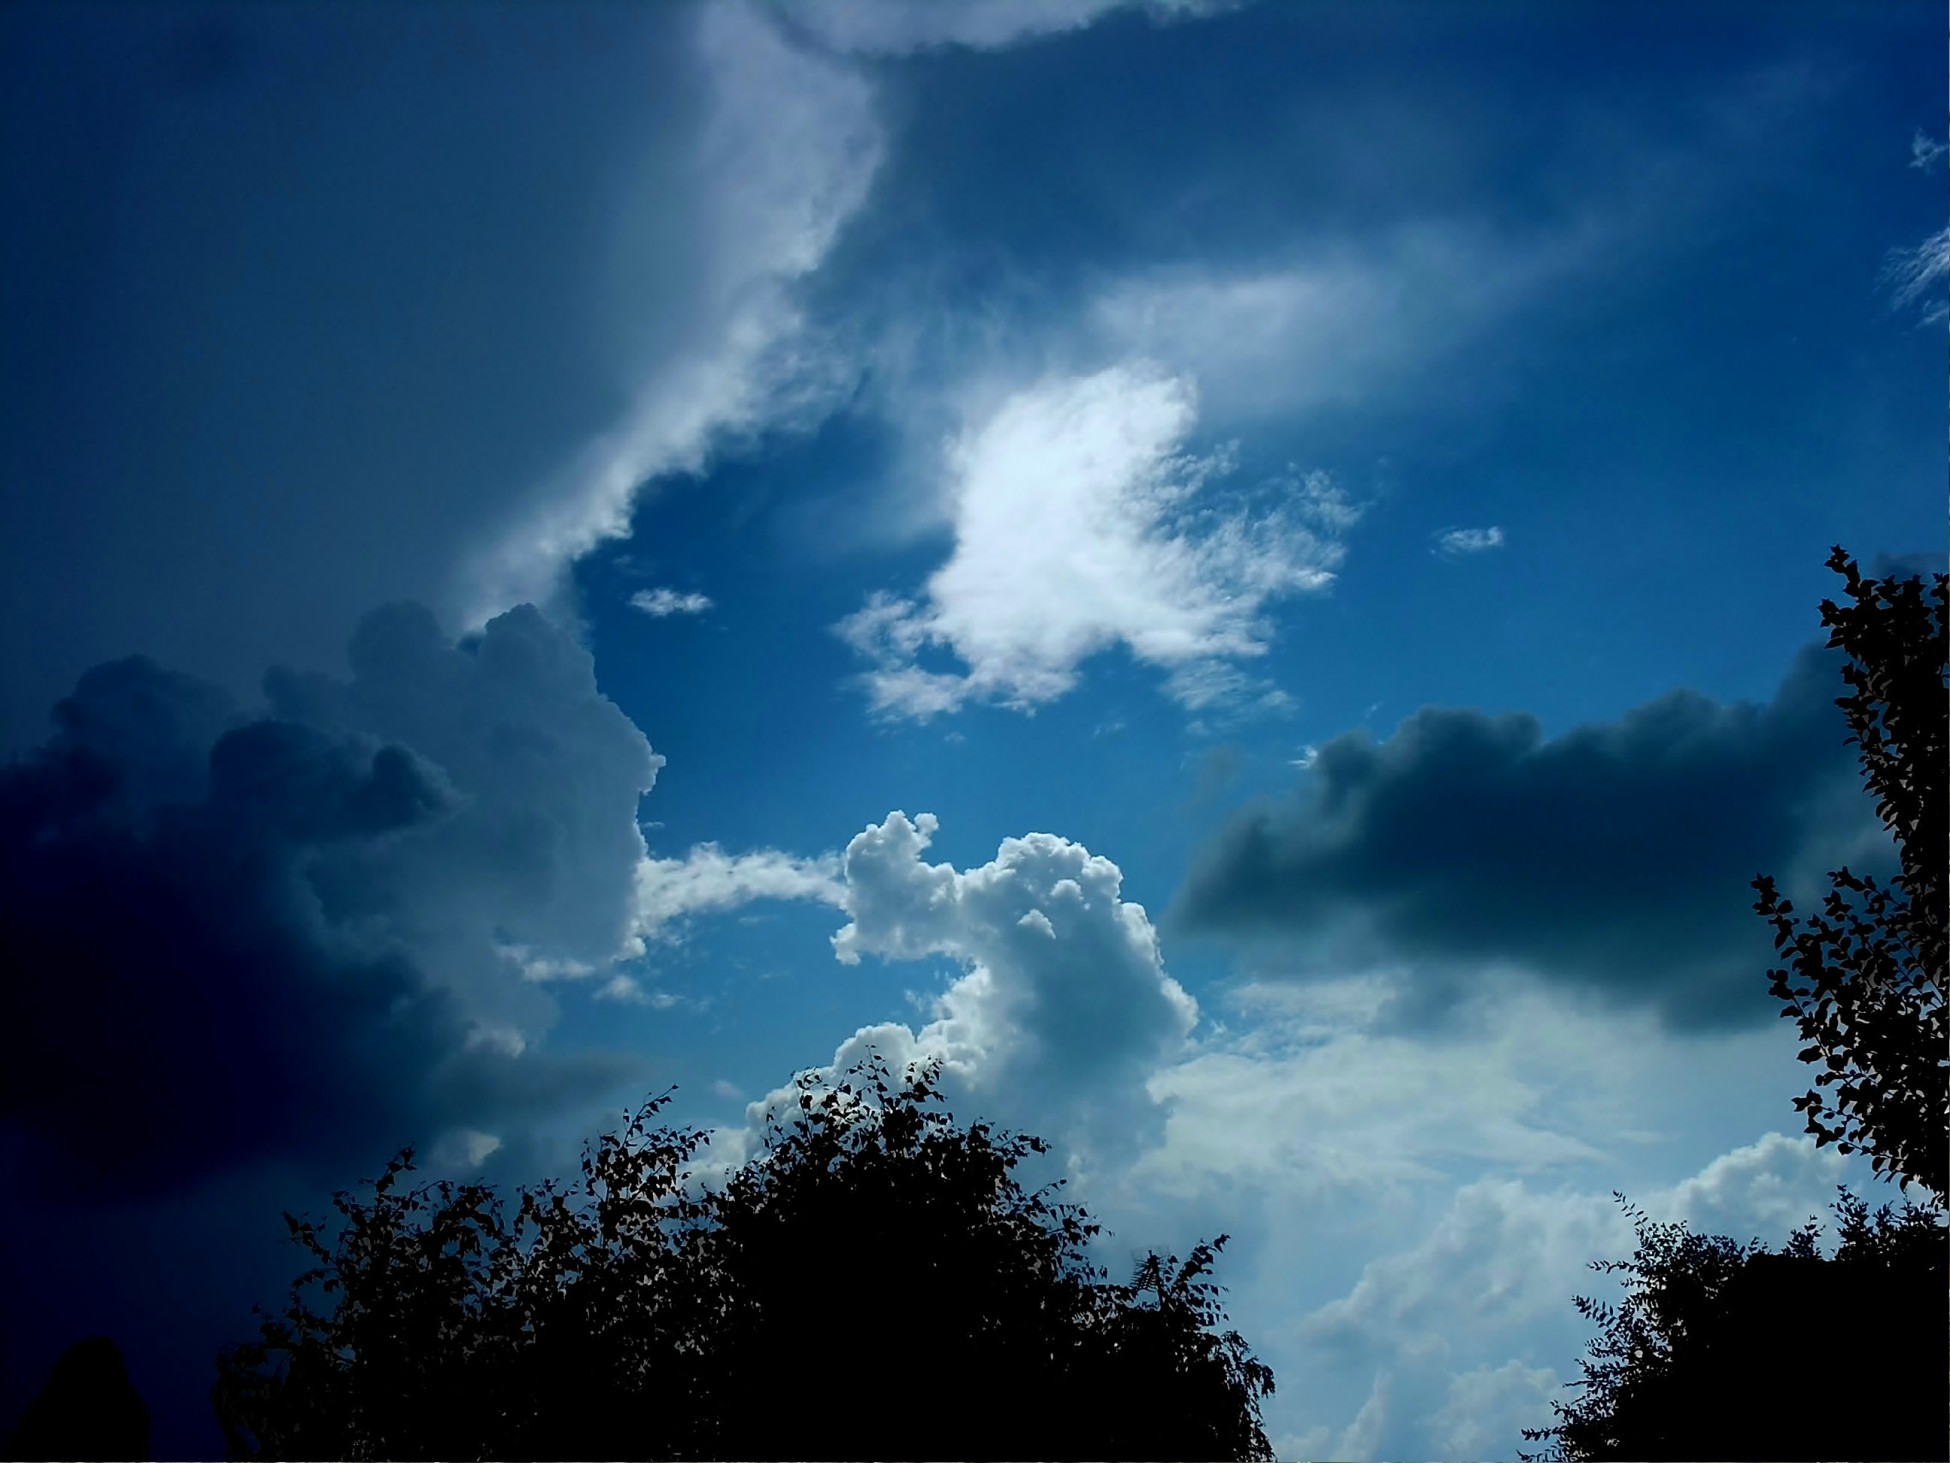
[0,603,661,1199]
[769,0,1235,56]
[713,811,1197,1174]
[0,1,881,751]
[1285,1134,1856,1459]
[1173,642,1871,1030]
[629,587,715,617]
[1433,525,1505,557]
[833,812,1197,1092]
[837,364,1354,718]
[462,0,883,621]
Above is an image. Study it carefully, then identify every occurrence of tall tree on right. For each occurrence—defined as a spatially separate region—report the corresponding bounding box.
[1520,548,1948,1462]
[1751,546,1946,1205]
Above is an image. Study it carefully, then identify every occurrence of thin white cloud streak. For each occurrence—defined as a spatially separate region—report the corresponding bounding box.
[463,0,883,625]
[769,0,1238,55]
[837,364,1355,719]
[1883,226,1949,325]
[1434,525,1506,557]
[1086,223,1600,427]
[629,587,715,617]
[631,843,846,944]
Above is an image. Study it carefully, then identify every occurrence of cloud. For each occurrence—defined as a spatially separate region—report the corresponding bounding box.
[0,3,883,756]
[714,811,1198,1176]
[631,843,845,943]
[1173,641,1872,1030]
[837,364,1353,719]
[1281,1134,1860,1459]
[629,587,715,618]
[833,812,1197,1092]
[767,0,1236,56]
[1882,226,1949,326]
[1085,223,1599,427]
[0,602,662,1199]
[1909,129,1948,171]
[462,1,884,622]
[1433,525,1505,557]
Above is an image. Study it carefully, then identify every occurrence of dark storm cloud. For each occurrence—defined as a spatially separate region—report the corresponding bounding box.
[0,605,657,1201]
[1172,642,1881,1030]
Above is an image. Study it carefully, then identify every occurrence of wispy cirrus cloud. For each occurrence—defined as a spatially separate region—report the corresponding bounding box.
[1433,525,1505,557]
[768,0,1238,56]
[1881,130,1947,325]
[836,363,1356,719]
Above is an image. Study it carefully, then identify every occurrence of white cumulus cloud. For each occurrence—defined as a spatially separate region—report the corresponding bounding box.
[837,364,1353,719]
[713,811,1197,1176]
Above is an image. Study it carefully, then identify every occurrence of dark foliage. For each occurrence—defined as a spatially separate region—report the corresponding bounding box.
[1517,1189,1947,1461]
[212,1053,1274,1461]
[1522,548,1950,1461]
[1752,547,1947,1203]
[3,1335,151,1462]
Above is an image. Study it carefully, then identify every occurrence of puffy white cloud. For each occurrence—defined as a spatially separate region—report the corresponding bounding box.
[769,0,1235,56]
[1434,525,1506,557]
[712,811,1198,1178]
[833,812,1197,1091]
[837,364,1352,718]
[1273,1128,1868,1461]
[463,1,884,622]
[629,587,715,617]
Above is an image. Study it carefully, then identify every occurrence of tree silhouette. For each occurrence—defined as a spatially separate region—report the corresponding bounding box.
[1752,547,1947,1204]
[213,1053,1274,1461]
[1521,548,1950,1460]
[1516,1189,1946,1462]
[3,1336,151,1463]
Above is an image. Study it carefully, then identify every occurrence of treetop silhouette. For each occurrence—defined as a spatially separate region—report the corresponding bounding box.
[213,1051,1275,1462]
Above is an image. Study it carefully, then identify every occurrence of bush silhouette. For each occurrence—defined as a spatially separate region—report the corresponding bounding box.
[1523,549,1950,1461]
[213,1052,1274,1461]
[1753,547,1947,1204]
[1518,1190,1946,1461]
[4,1335,151,1463]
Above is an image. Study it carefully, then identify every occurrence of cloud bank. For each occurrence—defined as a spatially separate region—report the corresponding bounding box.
[1173,642,1872,1030]
[0,603,661,1198]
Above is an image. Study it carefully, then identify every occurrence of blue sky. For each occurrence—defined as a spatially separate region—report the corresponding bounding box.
[1,2,1943,1457]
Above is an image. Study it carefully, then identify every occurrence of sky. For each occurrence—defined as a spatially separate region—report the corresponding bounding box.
[0,1,1943,1458]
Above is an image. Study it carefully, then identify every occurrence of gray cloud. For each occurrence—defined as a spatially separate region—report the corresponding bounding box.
[1172,642,1877,1030]
[0,603,659,1200]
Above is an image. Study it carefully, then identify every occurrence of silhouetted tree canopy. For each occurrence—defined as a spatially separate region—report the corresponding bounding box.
[212,1053,1275,1461]
[1517,1189,1947,1462]
[1753,546,1947,1203]
[1522,548,1950,1461]
[3,1336,151,1463]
